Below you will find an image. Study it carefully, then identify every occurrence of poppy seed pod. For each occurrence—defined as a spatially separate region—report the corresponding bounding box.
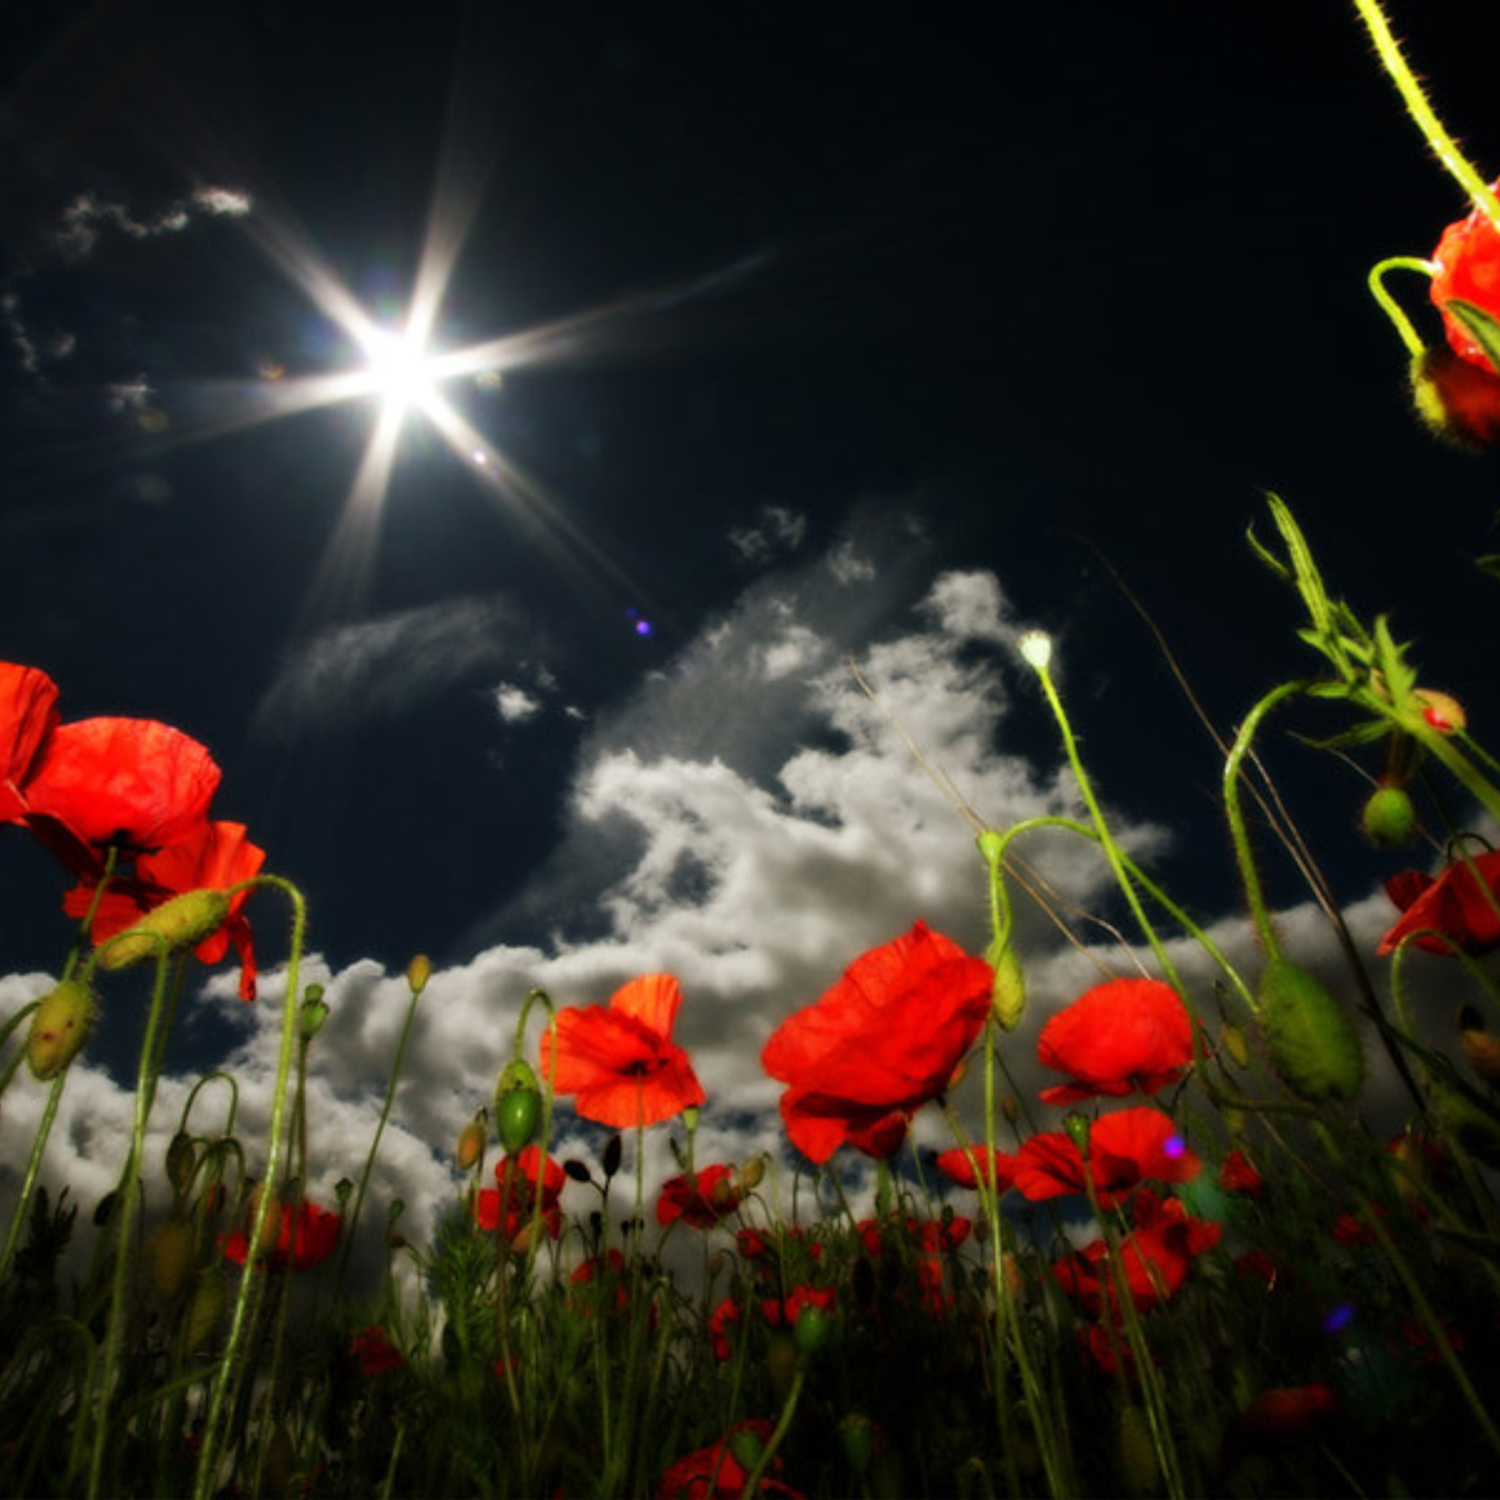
[99,888,231,970]
[1361,786,1418,849]
[26,979,97,1079]
[1259,961,1364,1104]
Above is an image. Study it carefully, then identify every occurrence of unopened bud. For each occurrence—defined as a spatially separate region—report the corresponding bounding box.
[1410,345,1500,451]
[165,1132,197,1195]
[990,942,1026,1031]
[1361,786,1418,848]
[456,1112,487,1171]
[26,980,97,1080]
[1220,1024,1252,1070]
[298,996,330,1039]
[1064,1112,1092,1156]
[184,1267,225,1351]
[1460,1019,1500,1087]
[99,889,230,970]
[144,1219,195,1302]
[406,955,432,994]
[738,1155,767,1191]
[1415,689,1466,735]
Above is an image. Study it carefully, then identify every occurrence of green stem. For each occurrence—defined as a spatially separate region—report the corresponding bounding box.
[1222,681,1310,961]
[339,961,427,1282]
[1368,256,1437,355]
[86,949,186,1500]
[192,874,307,1500]
[1352,0,1500,231]
[741,1367,804,1500]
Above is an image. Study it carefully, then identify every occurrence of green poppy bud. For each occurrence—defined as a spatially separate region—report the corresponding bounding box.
[1361,786,1418,849]
[26,980,97,1080]
[298,996,330,1039]
[1064,1112,1092,1156]
[1220,1024,1252,1070]
[1259,961,1364,1104]
[165,1131,197,1195]
[145,1218,195,1302]
[794,1303,833,1356]
[184,1266,225,1352]
[728,1428,764,1470]
[837,1413,876,1474]
[496,1088,541,1155]
[990,943,1026,1031]
[99,889,230,970]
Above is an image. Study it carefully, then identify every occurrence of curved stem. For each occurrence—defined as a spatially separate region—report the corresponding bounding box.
[1368,256,1437,355]
[1222,681,1309,960]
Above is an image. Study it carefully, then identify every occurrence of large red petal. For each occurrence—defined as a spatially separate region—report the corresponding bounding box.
[0,662,60,821]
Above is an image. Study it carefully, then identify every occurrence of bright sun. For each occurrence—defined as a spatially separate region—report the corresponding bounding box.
[358,323,440,424]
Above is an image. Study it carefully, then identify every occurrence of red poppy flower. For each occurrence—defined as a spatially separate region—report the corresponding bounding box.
[21,717,221,871]
[1051,1189,1220,1315]
[657,1164,742,1228]
[759,1283,836,1330]
[1431,184,1500,373]
[222,1199,341,1271]
[1378,852,1500,957]
[657,1419,804,1500]
[1229,1384,1339,1447]
[474,1146,566,1241]
[351,1325,403,1376]
[760,922,993,1164]
[0,662,60,823]
[1013,1107,1200,1208]
[1218,1148,1263,1197]
[540,973,705,1128]
[62,820,265,1001]
[707,1297,741,1361]
[1036,978,1193,1106]
[935,1145,1015,1193]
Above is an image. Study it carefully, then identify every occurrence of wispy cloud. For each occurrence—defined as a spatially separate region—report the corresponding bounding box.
[54,185,252,261]
[253,595,543,741]
[728,504,808,565]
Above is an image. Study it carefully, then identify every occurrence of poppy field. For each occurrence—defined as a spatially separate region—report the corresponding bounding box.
[6,2,1500,1496]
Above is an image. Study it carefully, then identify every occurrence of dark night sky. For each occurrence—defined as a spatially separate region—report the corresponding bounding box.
[4,0,1500,983]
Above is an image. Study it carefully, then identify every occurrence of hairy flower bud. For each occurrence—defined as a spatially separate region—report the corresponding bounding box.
[456,1112,487,1171]
[144,1219,195,1302]
[1414,689,1466,735]
[1259,961,1364,1104]
[26,980,97,1080]
[990,943,1026,1031]
[99,889,230,970]
[1410,345,1500,450]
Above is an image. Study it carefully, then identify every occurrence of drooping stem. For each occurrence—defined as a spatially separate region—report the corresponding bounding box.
[1368,255,1437,354]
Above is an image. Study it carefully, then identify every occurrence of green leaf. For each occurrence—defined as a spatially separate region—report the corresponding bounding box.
[1372,614,1417,704]
[1477,553,1500,581]
[1445,298,1500,375]
[1266,493,1335,641]
[1293,720,1392,750]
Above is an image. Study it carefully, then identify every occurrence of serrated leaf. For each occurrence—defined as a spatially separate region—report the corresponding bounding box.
[1266,494,1335,640]
[1246,521,1295,584]
[1372,615,1417,703]
[1293,720,1393,750]
[1445,298,1500,375]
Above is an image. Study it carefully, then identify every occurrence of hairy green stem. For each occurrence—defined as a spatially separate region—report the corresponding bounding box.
[1352,0,1500,231]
